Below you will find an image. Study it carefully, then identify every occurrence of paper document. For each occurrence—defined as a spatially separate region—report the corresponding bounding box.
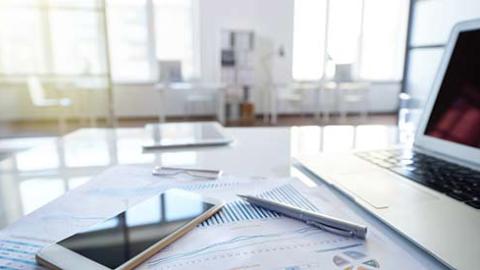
[137,181,430,270]
[0,165,285,269]
[0,165,433,269]
[0,234,47,270]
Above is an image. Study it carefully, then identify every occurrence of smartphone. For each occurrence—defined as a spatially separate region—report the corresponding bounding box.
[36,189,223,270]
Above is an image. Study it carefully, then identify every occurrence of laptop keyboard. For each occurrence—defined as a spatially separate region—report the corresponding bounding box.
[355,149,480,209]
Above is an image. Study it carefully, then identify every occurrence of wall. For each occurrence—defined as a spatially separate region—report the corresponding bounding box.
[198,0,294,83]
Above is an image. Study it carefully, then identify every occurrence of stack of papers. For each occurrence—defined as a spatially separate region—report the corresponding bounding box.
[0,165,432,269]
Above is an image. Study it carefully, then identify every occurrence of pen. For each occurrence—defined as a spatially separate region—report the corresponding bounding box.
[237,194,367,239]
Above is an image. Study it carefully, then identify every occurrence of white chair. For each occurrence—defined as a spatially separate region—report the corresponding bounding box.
[270,81,320,124]
[332,64,370,122]
[157,61,218,121]
[184,79,219,121]
[27,77,72,134]
[185,91,216,120]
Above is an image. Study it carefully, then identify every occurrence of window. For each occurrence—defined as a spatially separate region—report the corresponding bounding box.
[327,0,363,65]
[107,0,152,82]
[0,0,107,76]
[292,0,409,81]
[360,0,409,81]
[0,2,47,75]
[49,7,106,75]
[0,0,199,83]
[292,0,327,81]
[154,0,198,80]
[107,0,198,82]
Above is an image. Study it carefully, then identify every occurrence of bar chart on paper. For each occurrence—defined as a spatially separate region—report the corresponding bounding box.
[0,237,45,270]
[199,184,319,227]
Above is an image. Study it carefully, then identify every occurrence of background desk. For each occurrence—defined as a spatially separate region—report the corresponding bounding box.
[154,82,227,124]
[0,125,446,269]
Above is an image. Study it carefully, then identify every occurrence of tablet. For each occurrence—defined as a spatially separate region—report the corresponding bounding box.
[36,189,223,270]
[143,122,233,150]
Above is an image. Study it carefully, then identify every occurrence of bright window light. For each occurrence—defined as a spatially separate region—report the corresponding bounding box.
[49,9,106,75]
[292,0,327,81]
[360,0,409,81]
[0,0,198,83]
[292,0,409,81]
[154,0,197,79]
[107,0,153,82]
[327,0,363,64]
[0,7,45,74]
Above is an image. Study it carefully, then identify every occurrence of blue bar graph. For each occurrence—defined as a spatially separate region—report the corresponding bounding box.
[199,184,318,227]
[182,182,242,191]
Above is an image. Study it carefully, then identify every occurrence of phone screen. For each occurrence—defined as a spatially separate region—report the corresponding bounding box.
[57,189,215,269]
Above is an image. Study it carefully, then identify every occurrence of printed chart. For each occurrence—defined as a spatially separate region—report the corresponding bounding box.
[0,238,45,270]
[140,183,365,270]
[332,250,380,270]
[199,184,316,227]
[146,221,362,270]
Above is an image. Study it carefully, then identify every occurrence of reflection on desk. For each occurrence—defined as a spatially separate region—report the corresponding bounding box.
[0,125,408,230]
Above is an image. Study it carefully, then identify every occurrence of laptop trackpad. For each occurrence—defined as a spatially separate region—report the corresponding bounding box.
[334,171,438,209]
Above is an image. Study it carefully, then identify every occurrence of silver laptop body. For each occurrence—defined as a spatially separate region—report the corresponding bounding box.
[297,19,480,270]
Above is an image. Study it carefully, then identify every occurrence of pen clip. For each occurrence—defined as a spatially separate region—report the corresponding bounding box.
[306,220,355,238]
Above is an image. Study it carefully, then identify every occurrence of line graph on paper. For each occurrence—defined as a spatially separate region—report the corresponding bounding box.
[139,184,364,270]
[198,184,319,227]
[145,224,362,270]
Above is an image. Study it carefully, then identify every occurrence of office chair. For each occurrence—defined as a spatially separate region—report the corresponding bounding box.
[27,77,72,134]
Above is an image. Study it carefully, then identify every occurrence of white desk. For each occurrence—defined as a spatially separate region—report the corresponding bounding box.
[0,125,447,269]
[38,77,109,127]
[269,81,370,124]
[269,81,322,124]
[323,81,370,122]
[154,82,227,124]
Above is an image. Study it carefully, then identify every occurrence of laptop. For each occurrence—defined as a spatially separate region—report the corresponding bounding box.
[296,19,480,270]
[143,122,233,150]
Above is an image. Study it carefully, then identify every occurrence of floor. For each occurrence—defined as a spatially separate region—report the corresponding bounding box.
[0,113,398,138]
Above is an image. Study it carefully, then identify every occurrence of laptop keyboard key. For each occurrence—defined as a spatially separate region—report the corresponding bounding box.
[357,149,480,209]
[390,167,429,184]
[447,191,471,202]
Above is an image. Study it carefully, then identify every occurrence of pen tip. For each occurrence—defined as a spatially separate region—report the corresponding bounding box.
[236,194,247,199]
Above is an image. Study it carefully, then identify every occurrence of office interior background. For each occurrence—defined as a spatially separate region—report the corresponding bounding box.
[0,0,478,154]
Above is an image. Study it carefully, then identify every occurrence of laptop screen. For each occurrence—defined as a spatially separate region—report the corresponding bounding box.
[424,29,480,148]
